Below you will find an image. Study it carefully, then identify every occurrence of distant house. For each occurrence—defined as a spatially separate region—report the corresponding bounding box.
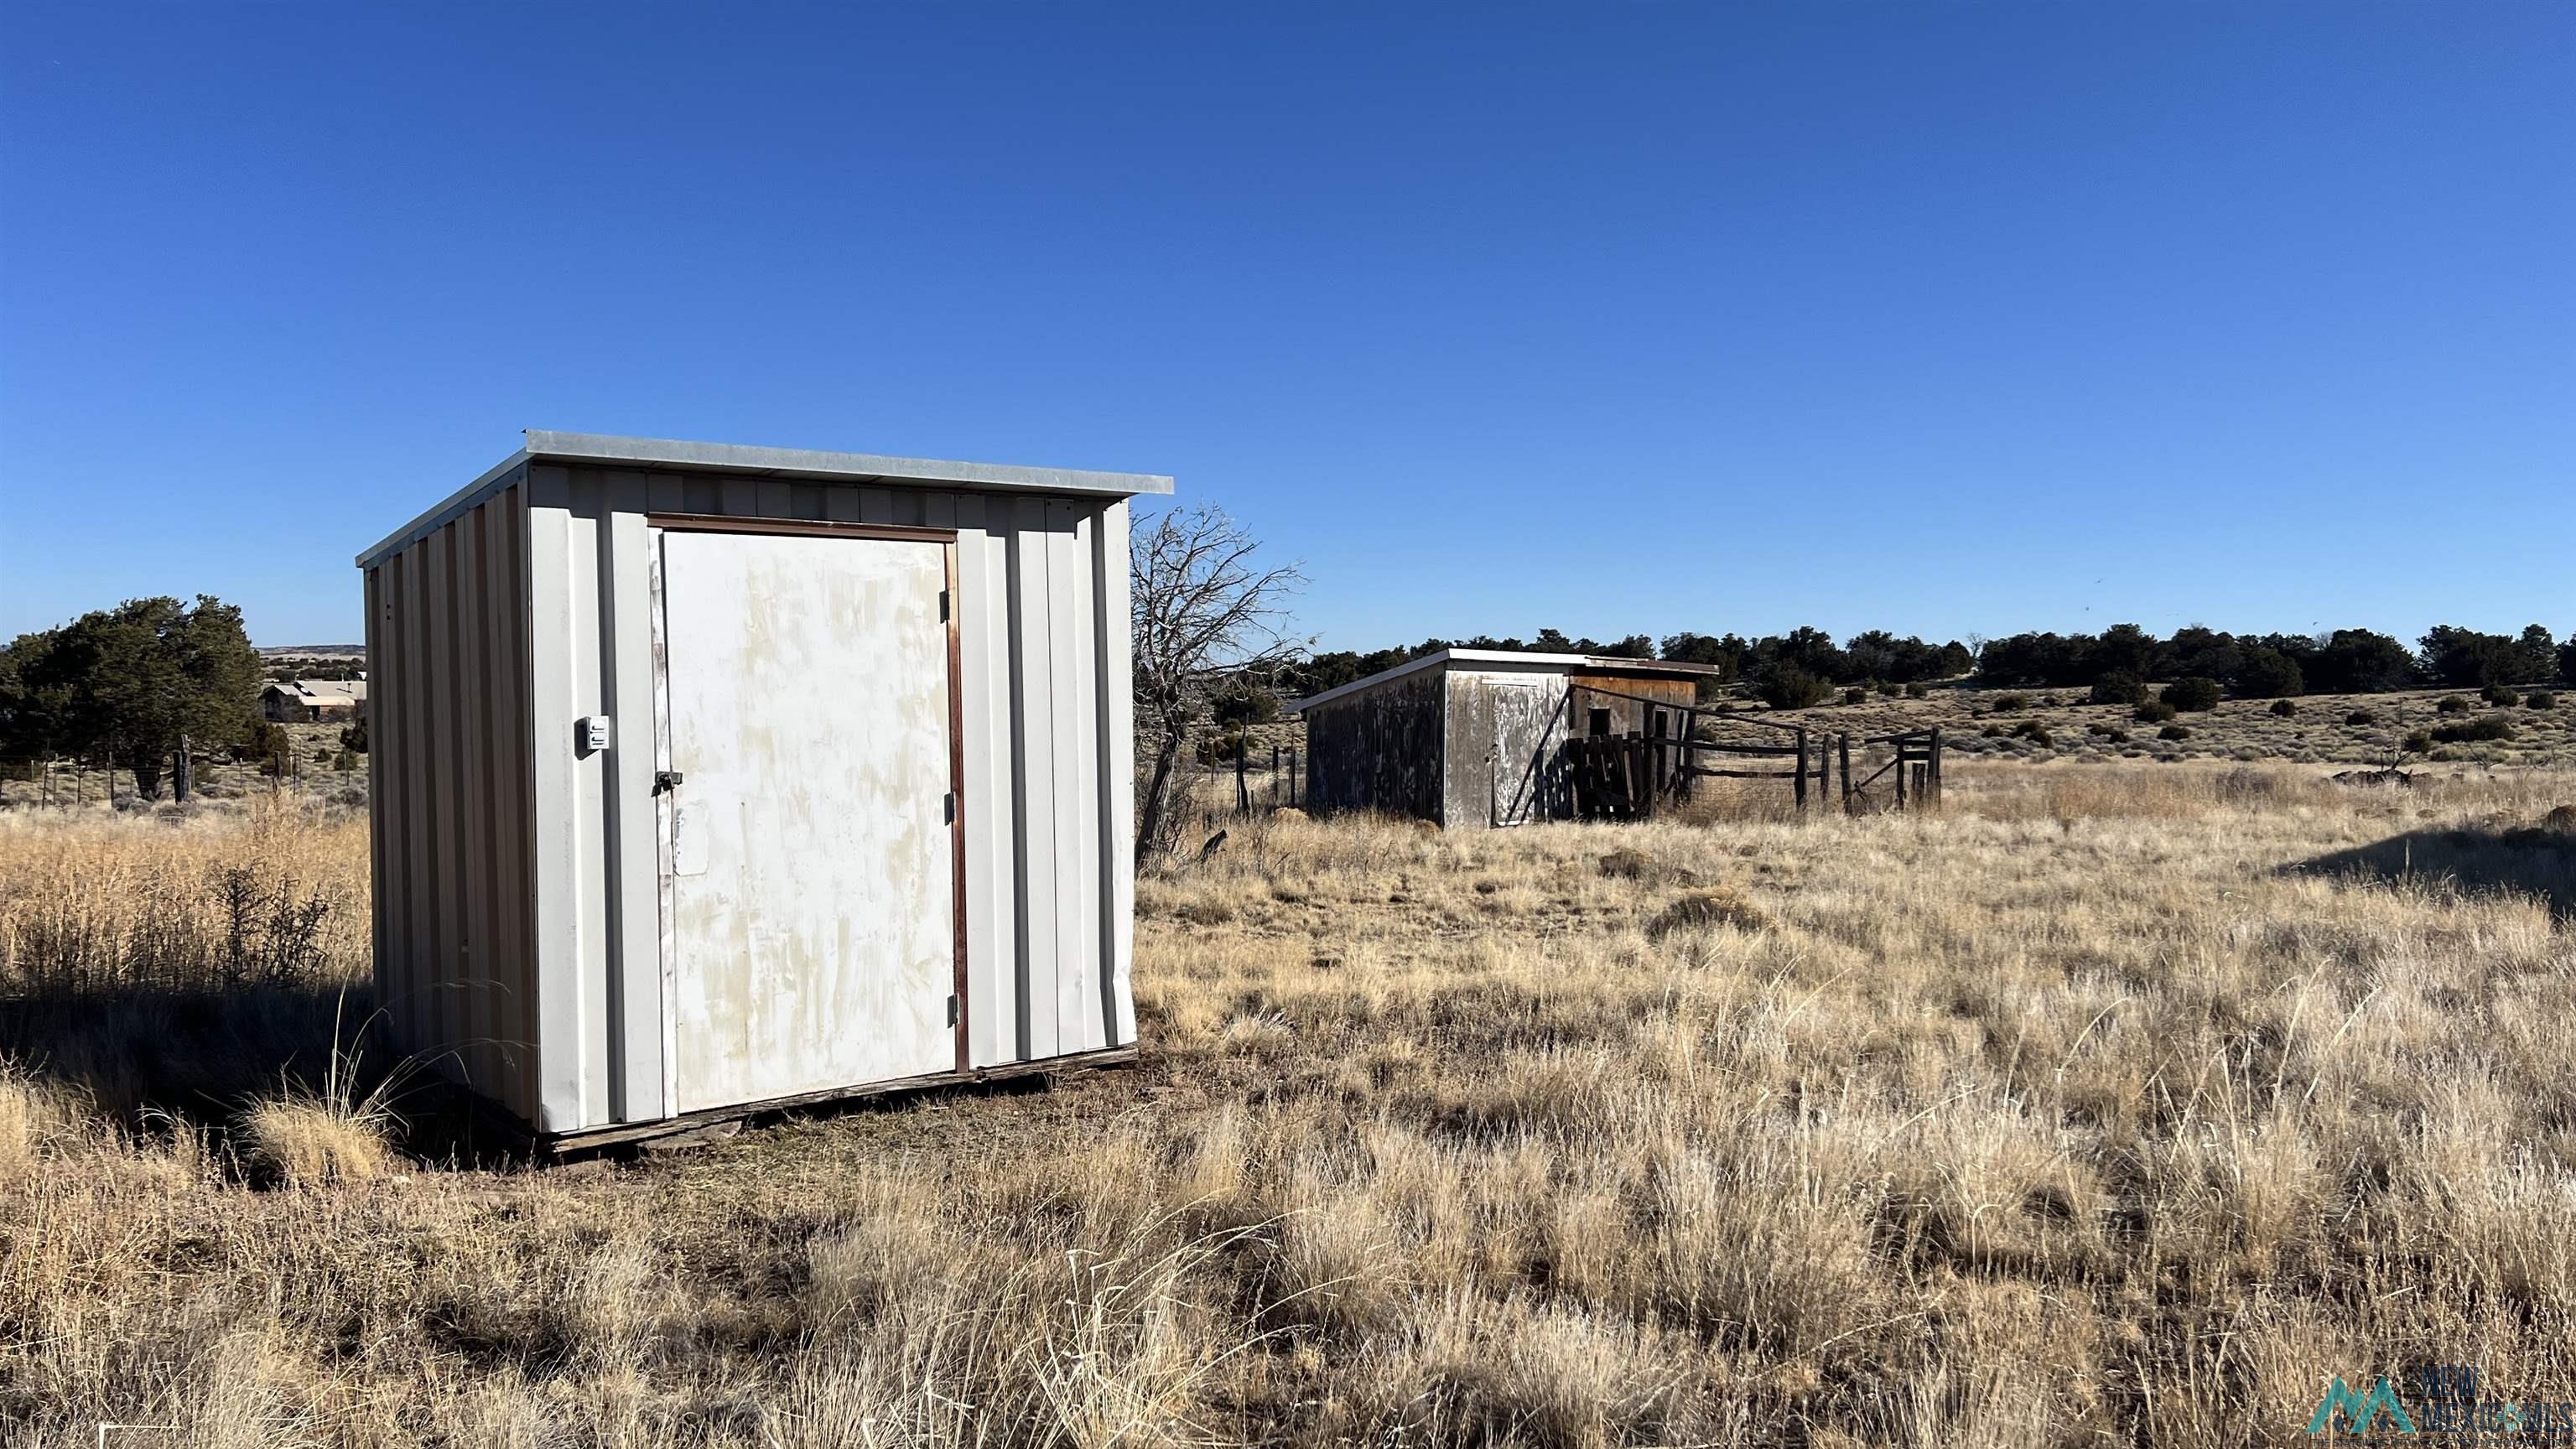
[262,678,369,723]
[1286,650,1722,828]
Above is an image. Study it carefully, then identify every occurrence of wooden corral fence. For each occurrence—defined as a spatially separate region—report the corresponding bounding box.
[1563,686,1942,820]
[1841,728,1944,813]
[1202,739,1303,824]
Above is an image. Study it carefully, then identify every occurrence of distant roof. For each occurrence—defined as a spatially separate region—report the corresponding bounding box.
[359,430,1175,568]
[1286,649,1723,714]
[267,679,367,704]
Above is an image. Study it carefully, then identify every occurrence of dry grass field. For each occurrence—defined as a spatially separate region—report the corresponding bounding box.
[1763,685,2576,769]
[4,764,2575,1445]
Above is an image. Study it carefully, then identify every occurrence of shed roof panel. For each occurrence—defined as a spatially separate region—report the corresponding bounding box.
[1286,649,1722,714]
[357,431,1172,567]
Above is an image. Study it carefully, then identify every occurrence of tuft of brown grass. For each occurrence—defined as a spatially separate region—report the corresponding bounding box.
[236,1094,394,1185]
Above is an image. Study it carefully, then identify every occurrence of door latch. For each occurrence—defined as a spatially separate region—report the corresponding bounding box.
[653,770,684,795]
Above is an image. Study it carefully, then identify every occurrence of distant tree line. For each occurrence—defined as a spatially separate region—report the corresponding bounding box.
[1280,621,2573,712]
[0,596,263,802]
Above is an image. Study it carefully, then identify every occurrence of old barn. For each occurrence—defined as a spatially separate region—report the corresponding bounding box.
[1288,650,1723,828]
[356,431,1168,1149]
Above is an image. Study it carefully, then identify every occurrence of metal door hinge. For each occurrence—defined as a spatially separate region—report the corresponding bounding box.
[946,995,960,1027]
[939,589,950,621]
[943,791,955,824]
[653,770,684,795]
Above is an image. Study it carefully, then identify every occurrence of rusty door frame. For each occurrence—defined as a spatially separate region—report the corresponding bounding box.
[645,513,973,1080]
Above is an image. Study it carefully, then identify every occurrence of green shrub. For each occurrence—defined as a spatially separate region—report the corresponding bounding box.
[2436,695,2473,714]
[2162,677,2222,712]
[2344,709,2377,726]
[2431,717,2514,745]
[2267,699,2297,717]
[1990,693,2032,713]
[2134,700,2178,724]
[2529,691,2558,709]
[332,750,359,773]
[2481,683,2521,708]
[2157,724,2192,741]
[1903,682,1928,699]
[2402,729,2433,754]
[1757,666,1834,710]
[2230,647,2304,699]
[2105,728,2130,744]
[2008,719,2052,745]
[339,719,368,754]
[1842,688,1867,706]
[2089,672,2148,707]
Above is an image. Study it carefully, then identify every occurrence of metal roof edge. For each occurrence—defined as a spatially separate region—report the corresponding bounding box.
[522,431,1175,497]
[354,449,531,569]
[1285,648,1725,714]
[357,430,1176,570]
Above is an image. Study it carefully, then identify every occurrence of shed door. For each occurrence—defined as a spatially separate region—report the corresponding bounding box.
[655,528,960,1113]
[1488,678,1566,826]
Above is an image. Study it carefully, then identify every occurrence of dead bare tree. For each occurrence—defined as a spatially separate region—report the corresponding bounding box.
[1131,506,1305,860]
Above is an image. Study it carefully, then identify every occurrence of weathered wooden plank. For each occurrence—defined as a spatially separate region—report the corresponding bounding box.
[540,1046,1139,1156]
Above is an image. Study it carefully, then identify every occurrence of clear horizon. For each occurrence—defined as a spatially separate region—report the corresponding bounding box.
[3,4,2568,649]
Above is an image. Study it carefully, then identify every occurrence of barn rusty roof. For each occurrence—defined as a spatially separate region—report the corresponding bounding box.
[1285,649,1724,714]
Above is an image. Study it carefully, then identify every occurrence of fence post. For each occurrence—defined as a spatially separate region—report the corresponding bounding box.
[1839,734,1853,812]
[1794,727,1808,812]
[1928,729,1942,808]
[1234,743,1249,816]
[1895,737,1908,810]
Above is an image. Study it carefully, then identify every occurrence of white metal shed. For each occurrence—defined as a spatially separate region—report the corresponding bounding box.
[356,431,1168,1149]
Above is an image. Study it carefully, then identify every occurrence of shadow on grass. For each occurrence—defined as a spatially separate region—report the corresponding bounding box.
[2288,825,2576,921]
[0,983,529,1168]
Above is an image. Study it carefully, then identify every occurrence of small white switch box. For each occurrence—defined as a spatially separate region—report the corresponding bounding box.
[579,716,612,754]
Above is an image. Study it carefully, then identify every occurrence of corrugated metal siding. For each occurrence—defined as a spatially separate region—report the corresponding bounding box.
[519,465,1133,1133]
[365,475,539,1129]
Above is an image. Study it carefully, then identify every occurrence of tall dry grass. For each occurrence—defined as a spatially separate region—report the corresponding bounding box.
[3,762,2573,1445]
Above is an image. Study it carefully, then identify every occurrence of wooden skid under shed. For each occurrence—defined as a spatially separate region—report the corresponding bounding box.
[528,1045,1141,1156]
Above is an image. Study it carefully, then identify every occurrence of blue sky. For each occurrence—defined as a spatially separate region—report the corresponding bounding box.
[3,3,2568,650]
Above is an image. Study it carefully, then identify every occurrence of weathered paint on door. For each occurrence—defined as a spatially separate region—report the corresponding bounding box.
[1487,677,1567,826]
[657,530,958,1112]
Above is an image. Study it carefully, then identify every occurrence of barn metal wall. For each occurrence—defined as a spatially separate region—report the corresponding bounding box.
[520,465,1135,1135]
[365,472,542,1129]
